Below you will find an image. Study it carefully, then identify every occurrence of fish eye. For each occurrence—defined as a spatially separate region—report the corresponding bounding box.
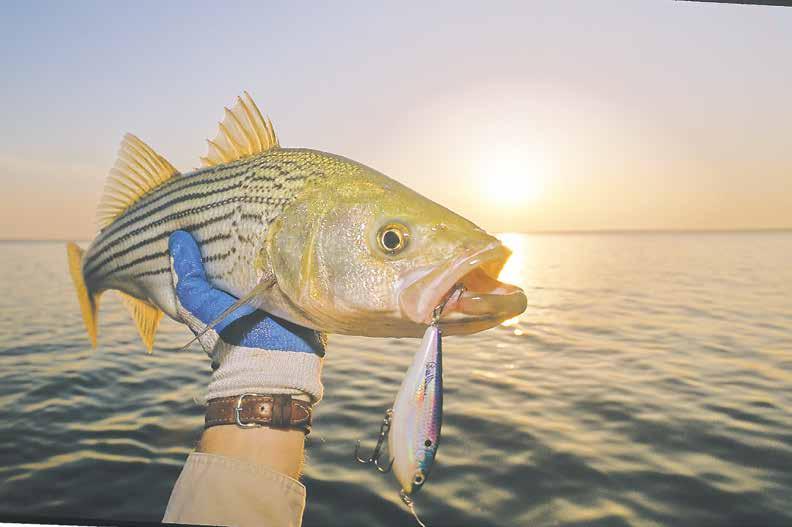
[377,223,409,254]
[413,472,425,485]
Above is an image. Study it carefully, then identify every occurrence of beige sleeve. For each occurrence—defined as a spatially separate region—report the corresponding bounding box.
[163,452,306,527]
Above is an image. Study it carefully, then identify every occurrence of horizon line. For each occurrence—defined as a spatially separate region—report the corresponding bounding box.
[2,226,791,243]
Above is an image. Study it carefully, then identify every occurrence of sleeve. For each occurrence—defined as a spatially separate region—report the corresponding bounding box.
[163,452,307,527]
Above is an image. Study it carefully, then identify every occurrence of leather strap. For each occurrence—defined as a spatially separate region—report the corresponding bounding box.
[205,394,312,434]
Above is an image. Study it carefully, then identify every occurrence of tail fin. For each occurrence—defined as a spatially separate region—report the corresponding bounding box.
[66,242,99,348]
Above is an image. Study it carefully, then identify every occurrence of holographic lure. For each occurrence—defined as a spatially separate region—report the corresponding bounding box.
[389,320,442,524]
[355,291,457,526]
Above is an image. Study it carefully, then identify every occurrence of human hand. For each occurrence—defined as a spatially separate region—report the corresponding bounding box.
[168,230,325,406]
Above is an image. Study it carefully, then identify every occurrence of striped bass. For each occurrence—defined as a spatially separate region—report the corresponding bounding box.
[66,92,527,351]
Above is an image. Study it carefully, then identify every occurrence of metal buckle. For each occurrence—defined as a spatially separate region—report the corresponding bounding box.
[235,393,270,428]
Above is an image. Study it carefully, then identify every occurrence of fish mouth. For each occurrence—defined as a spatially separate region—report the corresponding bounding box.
[398,242,527,334]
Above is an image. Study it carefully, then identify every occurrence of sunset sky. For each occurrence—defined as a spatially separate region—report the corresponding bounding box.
[1,1,790,240]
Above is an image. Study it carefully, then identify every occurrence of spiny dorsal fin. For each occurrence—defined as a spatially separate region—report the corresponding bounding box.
[97,134,180,229]
[200,91,279,167]
[118,291,163,353]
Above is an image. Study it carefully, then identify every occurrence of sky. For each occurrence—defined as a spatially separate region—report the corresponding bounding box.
[0,0,790,239]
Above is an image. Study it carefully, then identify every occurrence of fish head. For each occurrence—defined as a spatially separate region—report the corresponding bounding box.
[263,152,527,337]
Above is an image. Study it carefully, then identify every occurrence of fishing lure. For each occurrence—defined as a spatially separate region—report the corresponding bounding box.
[389,319,442,525]
[355,289,460,525]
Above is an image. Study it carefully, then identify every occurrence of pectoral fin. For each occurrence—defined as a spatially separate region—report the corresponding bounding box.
[118,292,163,353]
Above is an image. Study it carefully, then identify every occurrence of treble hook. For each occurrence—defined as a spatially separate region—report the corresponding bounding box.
[432,283,465,325]
[354,408,394,473]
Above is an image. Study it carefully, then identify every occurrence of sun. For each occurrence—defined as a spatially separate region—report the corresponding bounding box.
[478,145,546,206]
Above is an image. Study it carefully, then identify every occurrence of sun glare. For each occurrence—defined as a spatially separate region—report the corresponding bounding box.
[495,232,530,327]
[478,146,546,207]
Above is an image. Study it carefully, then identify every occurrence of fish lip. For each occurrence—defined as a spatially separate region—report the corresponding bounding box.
[398,242,524,327]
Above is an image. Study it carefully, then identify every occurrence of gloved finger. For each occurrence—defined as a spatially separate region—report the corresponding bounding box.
[169,230,208,284]
[168,230,257,331]
[221,310,326,357]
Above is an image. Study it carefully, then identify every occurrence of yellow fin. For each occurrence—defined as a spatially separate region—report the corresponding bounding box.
[200,91,279,167]
[66,242,99,348]
[118,292,163,353]
[97,134,180,229]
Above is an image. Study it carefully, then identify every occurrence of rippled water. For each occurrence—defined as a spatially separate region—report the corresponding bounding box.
[1,233,791,526]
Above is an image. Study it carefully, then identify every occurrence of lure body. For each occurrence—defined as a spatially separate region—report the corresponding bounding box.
[388,323,443,496]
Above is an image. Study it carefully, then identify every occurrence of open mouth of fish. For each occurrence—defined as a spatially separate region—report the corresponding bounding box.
[398,242,527,332]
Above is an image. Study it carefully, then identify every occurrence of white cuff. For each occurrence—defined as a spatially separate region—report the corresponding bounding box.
[207,341,324,405]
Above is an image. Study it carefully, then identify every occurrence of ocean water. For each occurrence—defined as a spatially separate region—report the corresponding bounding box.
[0,232,790,527]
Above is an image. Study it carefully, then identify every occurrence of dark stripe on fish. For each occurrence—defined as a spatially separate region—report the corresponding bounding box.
[85,196,241,273]
[87,188,298,278]
[133,267,171,278]
[92,179,243,252]
[85,207,238,279]
[90,232,234,280]
[132,267,225,280]
[93,157,275,243]
[130,247,238,281]
[105,156,304,239]
[90,166,304,262]
[95,160,306,257]
[102,154,283,223]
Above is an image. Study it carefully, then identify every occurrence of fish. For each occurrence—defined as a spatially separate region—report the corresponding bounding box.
[66,92,527,351]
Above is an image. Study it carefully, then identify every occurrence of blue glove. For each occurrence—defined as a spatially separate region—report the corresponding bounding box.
[169,230,325,403]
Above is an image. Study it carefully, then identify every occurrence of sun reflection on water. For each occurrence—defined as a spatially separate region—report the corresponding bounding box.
[496,232,531,327]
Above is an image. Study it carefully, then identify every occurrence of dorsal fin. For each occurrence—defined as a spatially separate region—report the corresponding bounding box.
[200,91,279,167]
[118,291,163,353]
[97,134,180,229]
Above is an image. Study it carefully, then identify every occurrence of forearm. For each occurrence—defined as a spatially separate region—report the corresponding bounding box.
[164,435,307,527]
[198,425,305,478]
[165,231,320,526]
